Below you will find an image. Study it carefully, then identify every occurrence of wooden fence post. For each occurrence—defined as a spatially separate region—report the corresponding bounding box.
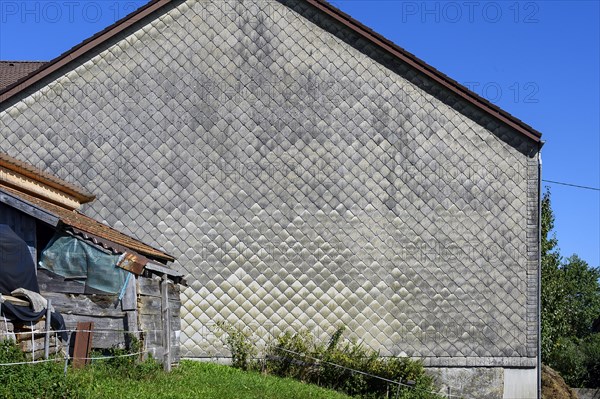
[121,275,138,352]
[161,274,171,371]
[72,321,93,368]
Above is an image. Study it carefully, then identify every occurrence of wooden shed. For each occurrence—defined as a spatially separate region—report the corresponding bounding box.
[0,153,183,367]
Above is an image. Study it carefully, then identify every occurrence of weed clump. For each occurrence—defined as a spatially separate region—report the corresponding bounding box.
[217,324,443,399]
[0,339,71,398]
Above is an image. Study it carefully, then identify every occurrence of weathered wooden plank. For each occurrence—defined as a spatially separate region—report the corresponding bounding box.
[138,277,180,299]
[146,329,179,342]
[61,314,128,349]
[139,313,178,331]
[137,277,160,297]
[43,292,124,318]
[148,346,164,361]
[124,310,138,334]
[121,275,139,337]
[145,262,183,278]
[147,344,180,363]
[73,321,93,368]
[142,329,179,363]
[138,296,180,316]
[37,269,110,295]
[121,275,137,311]
[19,338,62,357]
[139,313,161,327]
[37,269,86,294]
[62,314,125,330]
[138,296,161,315]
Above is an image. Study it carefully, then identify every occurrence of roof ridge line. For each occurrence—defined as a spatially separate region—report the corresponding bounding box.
[0,0,542,143]
[306,0,542,142]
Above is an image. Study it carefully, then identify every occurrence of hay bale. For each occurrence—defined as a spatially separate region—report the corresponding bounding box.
[542,364,578,399]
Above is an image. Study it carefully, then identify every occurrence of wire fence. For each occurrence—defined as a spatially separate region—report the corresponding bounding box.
[267,346,470,399]
[0,357,63,367]
[0,325,164,371]
[0,323,473,398]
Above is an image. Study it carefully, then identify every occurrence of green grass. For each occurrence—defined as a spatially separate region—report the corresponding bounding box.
[1,335,438,399]
[68,360,352,399]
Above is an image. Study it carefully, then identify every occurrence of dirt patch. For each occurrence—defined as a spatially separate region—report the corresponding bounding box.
[542,364,578,399]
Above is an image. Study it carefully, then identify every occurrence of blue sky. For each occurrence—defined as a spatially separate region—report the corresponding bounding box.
[0,0,598,266]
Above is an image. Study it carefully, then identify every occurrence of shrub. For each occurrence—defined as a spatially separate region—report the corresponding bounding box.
[582,333,600,387]
[266,329,319,380]
[89,334,162,379]
[548,337,586,386]
[216,321,257,370]
[548,333,600,388]
[266,327,442,399]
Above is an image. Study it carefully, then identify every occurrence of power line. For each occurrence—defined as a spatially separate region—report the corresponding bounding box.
[542,179,600,192]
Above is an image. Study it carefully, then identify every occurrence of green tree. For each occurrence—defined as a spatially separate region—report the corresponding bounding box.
[540,189,566,358]
[540,189,600,387]
[541,190,600,356]
[560,255,600,338]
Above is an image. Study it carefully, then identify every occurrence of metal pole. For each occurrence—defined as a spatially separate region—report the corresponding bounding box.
[44,299,52,359]
[394,380,401,399]
[537,149,543,399]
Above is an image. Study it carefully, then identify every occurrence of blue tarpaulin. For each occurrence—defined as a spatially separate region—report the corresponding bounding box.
[39,232,127,294]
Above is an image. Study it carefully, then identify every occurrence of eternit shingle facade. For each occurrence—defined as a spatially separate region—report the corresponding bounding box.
[0,0,541,396]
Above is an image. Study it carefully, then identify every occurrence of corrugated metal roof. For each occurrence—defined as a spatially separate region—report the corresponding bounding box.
[0,61,46,91]
[0,183,175,263]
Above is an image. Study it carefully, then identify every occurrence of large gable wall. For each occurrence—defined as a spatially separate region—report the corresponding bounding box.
[0,0,539,367]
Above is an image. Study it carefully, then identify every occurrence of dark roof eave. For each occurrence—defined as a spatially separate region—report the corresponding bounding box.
[0,0,170,103]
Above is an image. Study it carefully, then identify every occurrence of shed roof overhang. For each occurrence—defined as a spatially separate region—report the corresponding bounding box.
[0,153,95,210]
[0,185,176,268]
